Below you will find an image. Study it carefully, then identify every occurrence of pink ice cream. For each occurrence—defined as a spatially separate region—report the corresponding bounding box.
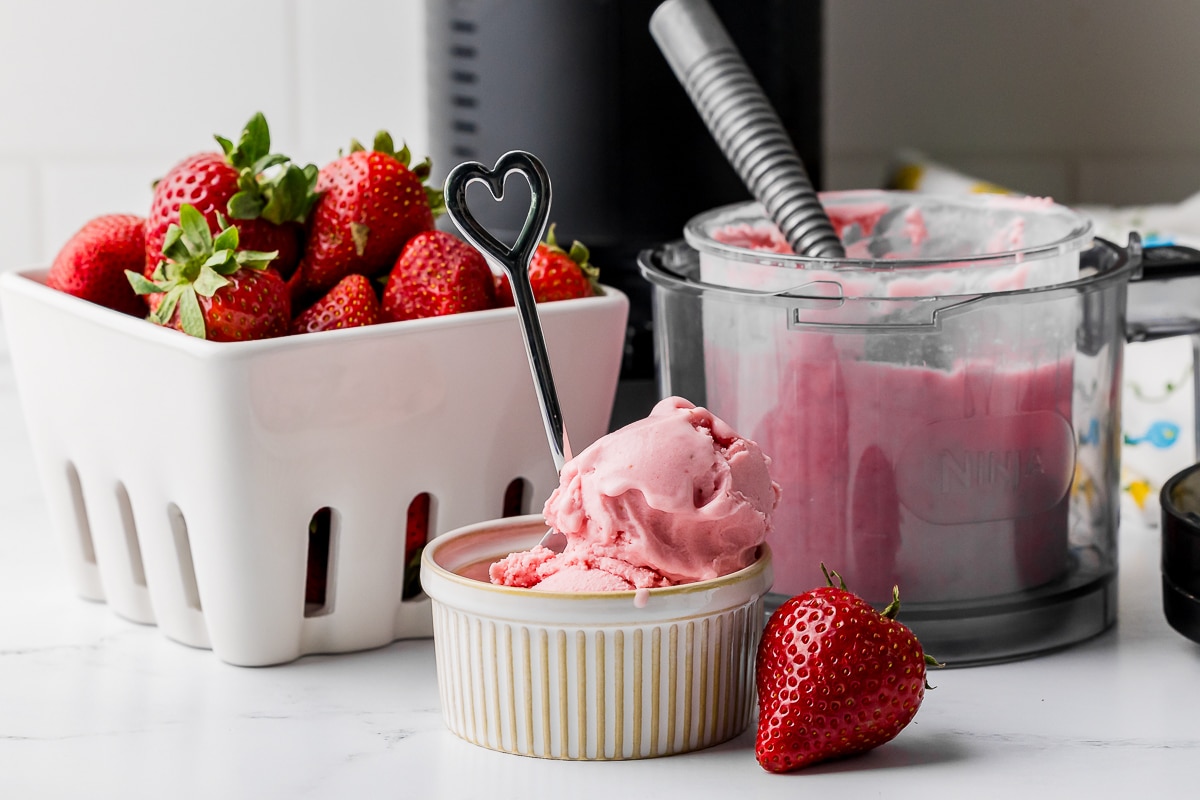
[698,196,1078,603]
[489,396,780,592]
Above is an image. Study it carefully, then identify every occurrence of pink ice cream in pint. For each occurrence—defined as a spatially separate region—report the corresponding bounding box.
[489,396,780,591]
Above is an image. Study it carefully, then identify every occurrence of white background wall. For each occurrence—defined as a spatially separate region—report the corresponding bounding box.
[3,0,1200,271]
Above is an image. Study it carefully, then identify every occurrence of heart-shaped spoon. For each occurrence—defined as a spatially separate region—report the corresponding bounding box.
[444,150,569,551]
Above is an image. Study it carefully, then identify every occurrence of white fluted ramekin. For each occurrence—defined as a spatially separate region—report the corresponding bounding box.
[420,514,773,760]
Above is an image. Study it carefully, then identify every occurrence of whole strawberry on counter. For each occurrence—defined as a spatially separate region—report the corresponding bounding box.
[295,132,444,299]
[127,204,289,341]
[755,565,941,773]
[145,112,318,281]
[382,230,495,321]
[494,223,599,306]
[46,214,147,316]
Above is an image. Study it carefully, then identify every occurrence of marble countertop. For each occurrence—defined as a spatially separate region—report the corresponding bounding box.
[0,334,1197,799]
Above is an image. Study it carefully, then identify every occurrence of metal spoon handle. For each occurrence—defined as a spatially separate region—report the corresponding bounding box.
[650,0,845,258]
[444,150,568,472]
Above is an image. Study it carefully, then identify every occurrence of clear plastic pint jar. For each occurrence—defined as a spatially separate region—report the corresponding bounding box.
[640,190,1145,665]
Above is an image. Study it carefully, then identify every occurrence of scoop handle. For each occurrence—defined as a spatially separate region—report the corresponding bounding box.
[444,151,568,473]
[650,0,845,258]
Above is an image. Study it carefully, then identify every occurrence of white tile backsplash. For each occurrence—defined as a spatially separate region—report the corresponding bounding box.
[0,0,295,159]
[292,0,429,167]
[38,158,165,261]
[5,0,1200,270]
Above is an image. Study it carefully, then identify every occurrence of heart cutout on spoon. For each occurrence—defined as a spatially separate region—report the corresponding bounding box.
[444,150,570,552]
[444,151,551,276]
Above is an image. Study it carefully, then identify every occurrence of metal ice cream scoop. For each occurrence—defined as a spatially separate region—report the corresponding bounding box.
[650,0,845,258]
[444,150,569,552]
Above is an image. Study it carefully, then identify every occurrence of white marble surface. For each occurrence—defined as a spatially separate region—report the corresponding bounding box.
[1,330,1198,799]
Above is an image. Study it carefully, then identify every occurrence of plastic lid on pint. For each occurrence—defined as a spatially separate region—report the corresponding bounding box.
[683,190,1094,299]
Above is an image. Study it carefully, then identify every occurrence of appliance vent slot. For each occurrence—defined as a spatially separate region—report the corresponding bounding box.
[448,15,479,159]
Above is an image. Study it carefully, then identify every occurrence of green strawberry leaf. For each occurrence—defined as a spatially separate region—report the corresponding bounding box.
[235,249,279,270]
[569,240,592,268]
[162,241,191,270]
[425,185,445,218]
[215,112,270,170]
[177,286,207,339]
[202,250,231,270]
[300,164,322,217]
[544,223,562,251]
[236,170,258,193]
[194,264,231,298]
[228,191,264,220]
[882,585,902,619]
[260,164,308,224]
[215,113,323,227]
[236,112,271,167]
[213,224,240,253]
[152,284,184,326]
[215,134,235,159]
[178,205,213,257]
[410,155,431,180]
[375,131,396,157]
[161,225,186,259]
[250,153,290,175]
[348,138,366,154]
[125,270,163,296]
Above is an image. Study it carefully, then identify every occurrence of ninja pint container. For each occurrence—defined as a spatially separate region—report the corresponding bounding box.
[640,189,1197,665]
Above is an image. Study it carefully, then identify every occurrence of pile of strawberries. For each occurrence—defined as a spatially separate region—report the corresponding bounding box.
[45,113,600,341]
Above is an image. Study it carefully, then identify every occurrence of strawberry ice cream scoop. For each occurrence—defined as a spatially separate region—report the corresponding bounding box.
[490,396,780,590]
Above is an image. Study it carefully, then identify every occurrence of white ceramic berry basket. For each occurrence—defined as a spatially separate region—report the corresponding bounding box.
[421,515,774,760]
[0,269,628,667]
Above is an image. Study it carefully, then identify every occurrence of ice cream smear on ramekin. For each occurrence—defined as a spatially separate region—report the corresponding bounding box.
[488,396,780,594]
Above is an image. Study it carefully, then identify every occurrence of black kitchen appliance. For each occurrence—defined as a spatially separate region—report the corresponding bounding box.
[426,0,824,425]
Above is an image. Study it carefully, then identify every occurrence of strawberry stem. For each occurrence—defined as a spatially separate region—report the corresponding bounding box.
[882,585,901,619]
[544,223,600,292]
[215,112,321,224]
[819,562,848,591]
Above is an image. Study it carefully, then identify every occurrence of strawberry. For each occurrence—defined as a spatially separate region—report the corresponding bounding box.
[494,224,599,306]
[126,204,289,341]
[403,492,431,600]
[492,272,515,308]
[290,273,381,334]
[295,132,444,299]
[145,112,318,280]
[46,214,147,316]
[382,230,495,321]
[755,565,940,773]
